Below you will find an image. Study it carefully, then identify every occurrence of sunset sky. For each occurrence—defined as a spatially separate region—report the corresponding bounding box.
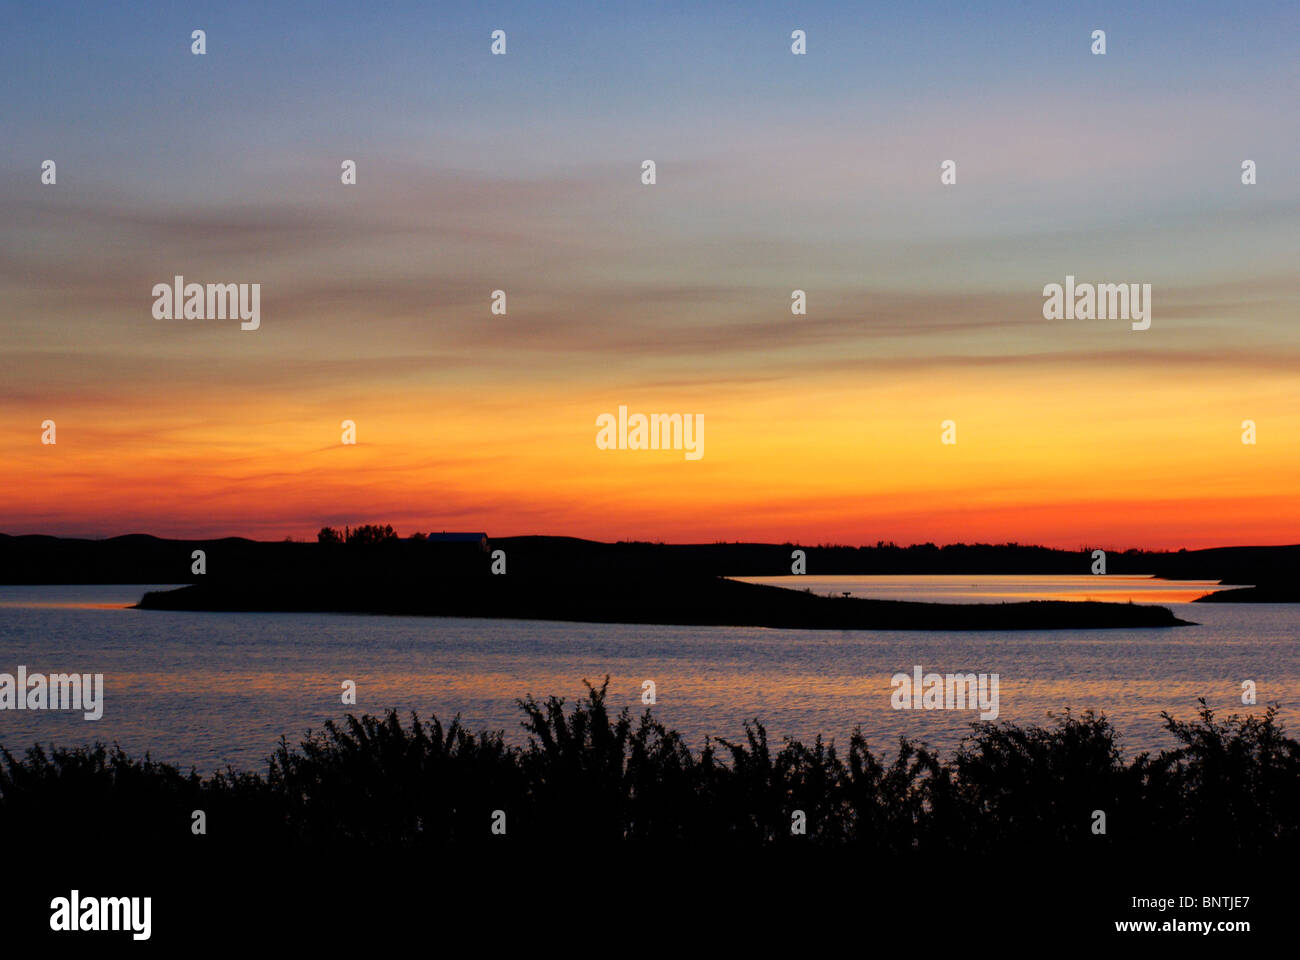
[2,1,1297,547]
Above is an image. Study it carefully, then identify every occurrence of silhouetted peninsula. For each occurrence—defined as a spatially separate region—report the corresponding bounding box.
[134,571,1192,629]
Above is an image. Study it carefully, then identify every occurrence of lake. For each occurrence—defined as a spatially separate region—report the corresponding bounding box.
[0,578,1294,773]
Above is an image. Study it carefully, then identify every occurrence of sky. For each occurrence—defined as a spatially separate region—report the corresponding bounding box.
[2,1,1298,547]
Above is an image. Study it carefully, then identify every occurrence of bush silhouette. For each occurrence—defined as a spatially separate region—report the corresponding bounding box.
[2,684,1295,854]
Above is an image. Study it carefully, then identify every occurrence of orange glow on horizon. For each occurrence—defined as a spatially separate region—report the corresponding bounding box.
[4,361,1296,550]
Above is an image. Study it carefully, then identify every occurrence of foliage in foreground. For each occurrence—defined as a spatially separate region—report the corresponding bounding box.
[1,682,1296,852]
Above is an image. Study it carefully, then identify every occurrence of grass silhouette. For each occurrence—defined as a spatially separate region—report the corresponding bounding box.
[1,681,1295,855]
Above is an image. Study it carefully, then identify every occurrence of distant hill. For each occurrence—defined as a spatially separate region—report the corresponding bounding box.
[1,532,1296,588]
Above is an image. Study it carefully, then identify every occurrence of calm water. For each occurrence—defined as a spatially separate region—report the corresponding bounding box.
[0,579,1294,773]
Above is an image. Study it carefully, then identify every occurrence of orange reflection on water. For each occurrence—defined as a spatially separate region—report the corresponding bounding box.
[735,575,1232,605]
[952,587,1223,604]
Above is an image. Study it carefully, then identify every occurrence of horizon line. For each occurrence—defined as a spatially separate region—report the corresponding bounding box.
[2,529,1296,555]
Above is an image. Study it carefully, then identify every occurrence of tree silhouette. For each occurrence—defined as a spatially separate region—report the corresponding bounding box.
[346,524,397,545]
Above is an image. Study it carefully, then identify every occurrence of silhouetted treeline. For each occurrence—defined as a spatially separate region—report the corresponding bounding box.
[3,531,1296,587]
[2,683,1295,855]
[317,523,398,545]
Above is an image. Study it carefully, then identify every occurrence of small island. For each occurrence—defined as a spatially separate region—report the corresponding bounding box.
[136,571,1192,631]
[13,528,1285,629]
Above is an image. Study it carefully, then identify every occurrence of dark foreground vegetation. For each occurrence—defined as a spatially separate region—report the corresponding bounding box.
[2,683,1294,855]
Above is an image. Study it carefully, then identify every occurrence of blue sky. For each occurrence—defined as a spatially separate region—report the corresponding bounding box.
[2,1,1298,544]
